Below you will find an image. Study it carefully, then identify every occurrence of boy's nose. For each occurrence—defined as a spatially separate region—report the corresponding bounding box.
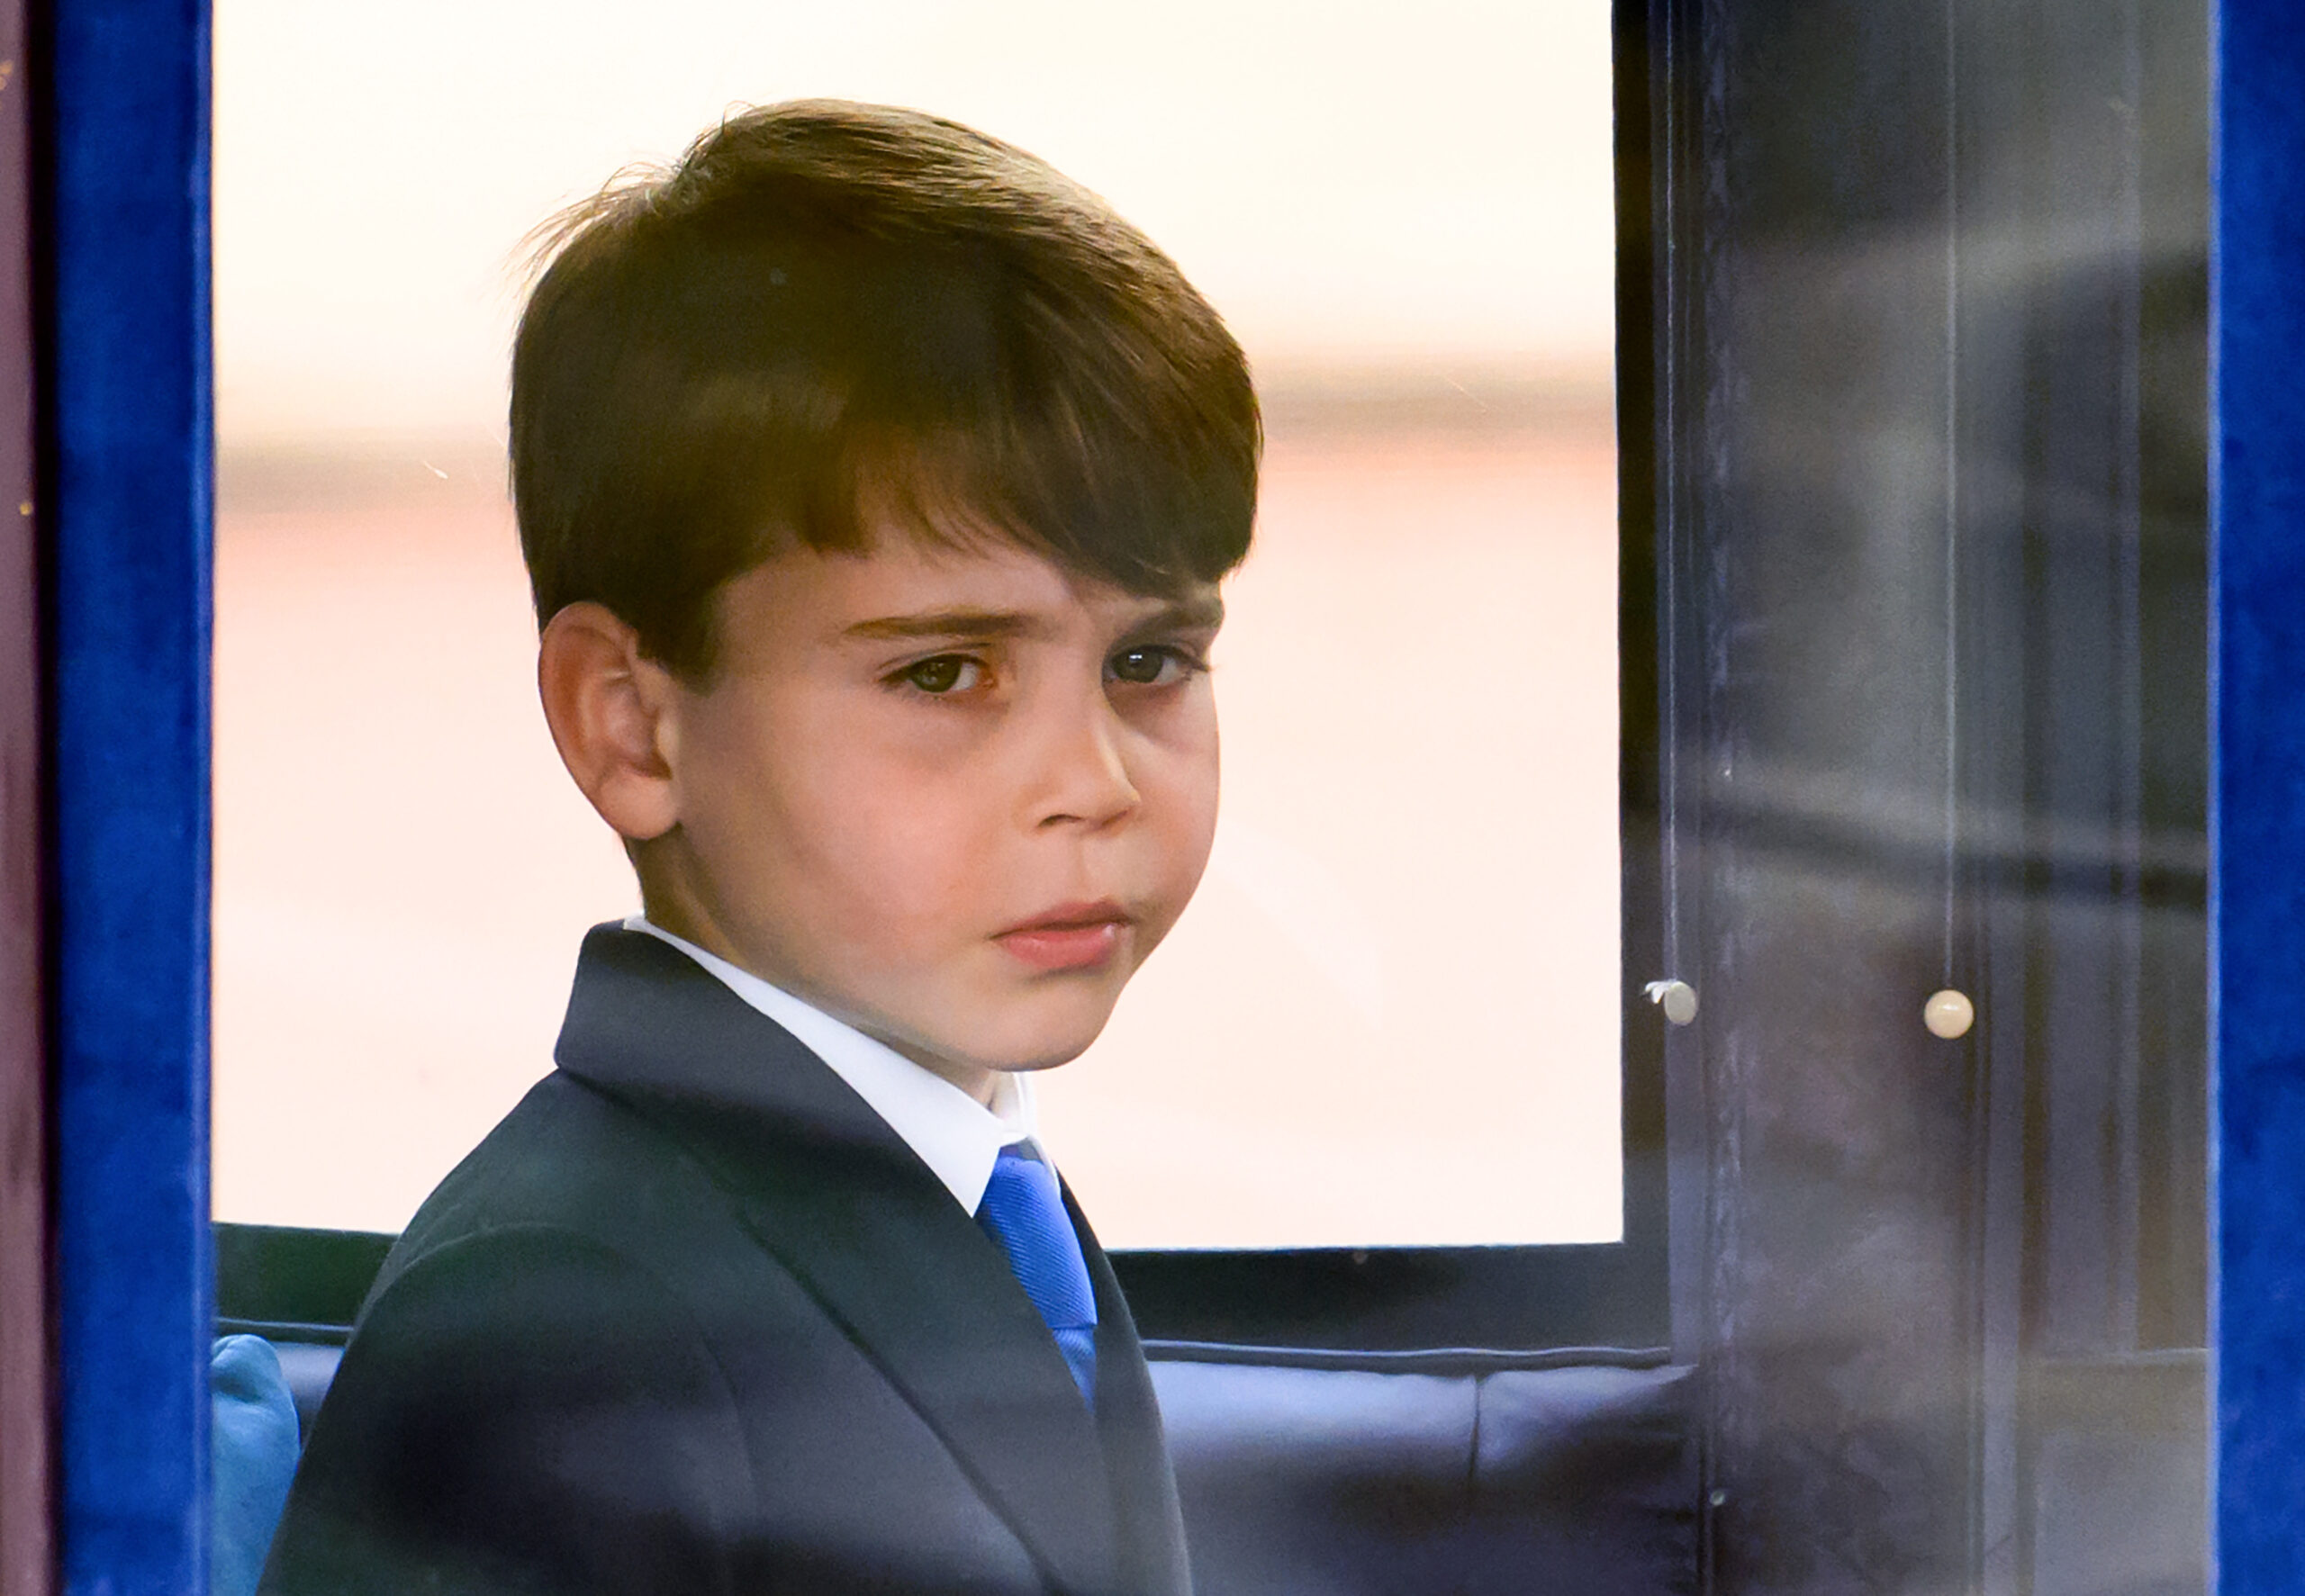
[1025,701,1141,831]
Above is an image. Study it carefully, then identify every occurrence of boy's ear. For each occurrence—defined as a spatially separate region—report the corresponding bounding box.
[538,602,683,843]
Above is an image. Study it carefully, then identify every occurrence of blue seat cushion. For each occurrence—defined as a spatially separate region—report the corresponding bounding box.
[210,1334,302,1596]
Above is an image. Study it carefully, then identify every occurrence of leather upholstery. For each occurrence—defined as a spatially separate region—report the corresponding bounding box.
[259,1339,1697,1594]
[1152,1349,1696,1596]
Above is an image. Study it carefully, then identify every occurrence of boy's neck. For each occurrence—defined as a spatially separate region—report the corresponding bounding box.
[634,901,1002,1106]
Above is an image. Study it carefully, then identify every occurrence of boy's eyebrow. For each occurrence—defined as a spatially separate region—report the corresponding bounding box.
[842,609,1045,642]
[842,594,1225,642]
[1134,594,1226,633]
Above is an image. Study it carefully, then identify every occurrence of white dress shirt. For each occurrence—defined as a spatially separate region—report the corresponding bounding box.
[622,915,1042,1213]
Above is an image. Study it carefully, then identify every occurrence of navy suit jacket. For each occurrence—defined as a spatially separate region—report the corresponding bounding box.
[259,925,1191,1596]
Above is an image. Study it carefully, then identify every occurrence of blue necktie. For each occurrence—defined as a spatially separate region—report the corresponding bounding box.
[977,1147,1098,1410]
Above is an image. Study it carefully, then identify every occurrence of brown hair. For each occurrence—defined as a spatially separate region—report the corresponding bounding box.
[511,99,1261,679]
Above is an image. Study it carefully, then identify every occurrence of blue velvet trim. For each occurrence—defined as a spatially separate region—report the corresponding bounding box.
[2212,0,2305,1582]
[47,1,214,1592]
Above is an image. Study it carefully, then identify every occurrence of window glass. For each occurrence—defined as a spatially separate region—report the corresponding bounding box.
[211,0,1620,1246]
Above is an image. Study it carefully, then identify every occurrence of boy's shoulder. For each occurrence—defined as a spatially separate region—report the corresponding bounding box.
[366,1066,692,1307]
[363,923,936,1321]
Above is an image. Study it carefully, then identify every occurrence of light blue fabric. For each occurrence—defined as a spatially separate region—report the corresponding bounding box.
[977,1150,1098,1408]
[211,1334,301,1596]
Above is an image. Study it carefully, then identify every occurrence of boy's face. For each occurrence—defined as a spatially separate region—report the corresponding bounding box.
[644,531,1225,1099]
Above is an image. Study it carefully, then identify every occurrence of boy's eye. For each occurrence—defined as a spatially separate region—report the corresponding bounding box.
[1107,645,1198,686]
[900,655,983,694]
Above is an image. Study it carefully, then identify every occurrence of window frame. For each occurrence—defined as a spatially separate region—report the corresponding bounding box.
[221,9,1671,1362]
[66,2,1659,1586]
[212,2,1677,1358]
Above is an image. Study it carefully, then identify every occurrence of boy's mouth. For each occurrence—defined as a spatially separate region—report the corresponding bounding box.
[994,901,1132,972]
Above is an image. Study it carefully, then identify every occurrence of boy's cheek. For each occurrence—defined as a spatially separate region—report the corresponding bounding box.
[1152,751,1224,870]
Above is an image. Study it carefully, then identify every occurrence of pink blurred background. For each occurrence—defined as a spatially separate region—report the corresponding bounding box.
[210,0,1623,1247]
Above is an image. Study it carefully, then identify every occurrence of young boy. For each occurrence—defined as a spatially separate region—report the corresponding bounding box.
[258,100,1257,1596]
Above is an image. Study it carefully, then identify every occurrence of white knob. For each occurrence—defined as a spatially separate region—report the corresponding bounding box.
[1645,979,1699,1026]
[1923,988,1975,1040]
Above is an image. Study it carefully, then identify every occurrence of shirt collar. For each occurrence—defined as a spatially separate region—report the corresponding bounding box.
[621,916,1036,1213]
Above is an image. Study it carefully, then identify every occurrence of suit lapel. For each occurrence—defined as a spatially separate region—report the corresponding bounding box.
[554,927,1124,1595]
[1070,1189,1192,1596]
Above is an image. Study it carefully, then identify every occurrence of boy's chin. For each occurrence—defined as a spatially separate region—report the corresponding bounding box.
[959,1023,1109,1078]
[943,993,1123,1077]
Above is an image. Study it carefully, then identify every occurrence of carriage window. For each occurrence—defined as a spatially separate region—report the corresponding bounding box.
[211,0,1621,1248]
